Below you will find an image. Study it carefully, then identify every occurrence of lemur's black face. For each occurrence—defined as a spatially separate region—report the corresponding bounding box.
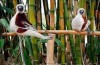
[17,5,24,12]
[79,10,84,15]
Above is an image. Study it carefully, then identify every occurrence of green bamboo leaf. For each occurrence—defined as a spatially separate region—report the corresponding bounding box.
[75,35,82,64]
[0,18,11,31]
[25,37,33,56]
[37,39,47,52]
[1,6,14,14]
[23,48,32,65]
[12,45,19,57]
[97,42,100,55]
[55,39,65,50]
[38,39,47,43]
[37,43,42,53]
[0,39,4,48]
[85,42,90,54]
[94,38,100,55]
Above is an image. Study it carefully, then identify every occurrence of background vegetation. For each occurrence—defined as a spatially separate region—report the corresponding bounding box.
[0,0,100,65]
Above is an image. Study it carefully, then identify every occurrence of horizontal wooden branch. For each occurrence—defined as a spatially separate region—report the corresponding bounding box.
[2,30,100,36]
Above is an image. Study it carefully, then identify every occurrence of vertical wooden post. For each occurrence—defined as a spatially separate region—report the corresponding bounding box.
[47,34,55,65]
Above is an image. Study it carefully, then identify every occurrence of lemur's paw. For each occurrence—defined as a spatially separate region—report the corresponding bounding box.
[46,35,53,40]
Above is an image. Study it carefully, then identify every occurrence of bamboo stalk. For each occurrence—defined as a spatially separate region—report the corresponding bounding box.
[43,0,50,29]
[36,0,42,30]
[2,30,100,36]
[13,0,17,11]
[73,0,78,16]
[75,35,83,64]
[28,0,39,64]
[86,0,96,64]
[58,0,66,64]
[47,34,55,65]
[88,0,96,64]
[56,0,61,63]
[28,0,36,25]
[55,0,60,63]
[64,0,76,64]
[79,0,86,9]
[50,0,55,30]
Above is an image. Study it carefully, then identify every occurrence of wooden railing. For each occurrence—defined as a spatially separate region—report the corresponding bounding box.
[1,30,100,65]
[2,30,100,36]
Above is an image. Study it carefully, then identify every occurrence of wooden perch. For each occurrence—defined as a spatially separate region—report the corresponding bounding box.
[2,30,100,36]
[2,32,17,36]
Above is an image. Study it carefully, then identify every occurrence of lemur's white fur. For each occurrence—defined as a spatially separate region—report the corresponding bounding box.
[10,4,52,39]
[72,8,90,31]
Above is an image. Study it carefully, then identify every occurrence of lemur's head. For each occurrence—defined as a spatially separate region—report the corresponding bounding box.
[77,8,85,15]
[16,4,25,13]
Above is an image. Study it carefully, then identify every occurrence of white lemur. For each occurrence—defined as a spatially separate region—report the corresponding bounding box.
[10,4,52,39]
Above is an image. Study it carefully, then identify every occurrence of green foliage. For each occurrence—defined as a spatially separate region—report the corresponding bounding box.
[55,38,65,50]
[75,35,82,64]
[12,45,19,57]
[38,39,47,44]
[0,39,4,48]
[25,37,33,56]
[37,38,65,51]
[0,5,14,14]
[23,48,32,65]
[0,18,11,31]
[37,39,47,52]
[94,37,100,56]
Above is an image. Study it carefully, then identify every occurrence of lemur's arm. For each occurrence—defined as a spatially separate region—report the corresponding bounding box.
[22,13,36,30]
[22,13,32,25]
